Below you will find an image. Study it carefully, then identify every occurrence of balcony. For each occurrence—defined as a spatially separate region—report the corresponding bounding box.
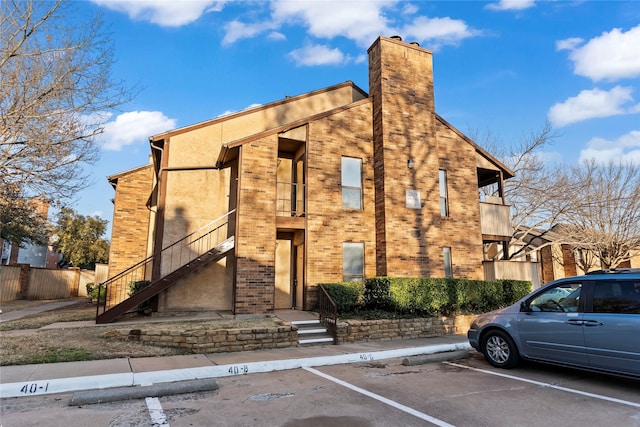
[483,260,541,288]
[276,182,305,230]
[479,199,512,239]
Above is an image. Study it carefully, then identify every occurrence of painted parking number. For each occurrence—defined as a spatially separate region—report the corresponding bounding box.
[228,365,249,375]
[20,383,49,394]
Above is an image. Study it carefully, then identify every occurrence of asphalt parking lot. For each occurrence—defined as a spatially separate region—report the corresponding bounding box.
[2,352,639,427]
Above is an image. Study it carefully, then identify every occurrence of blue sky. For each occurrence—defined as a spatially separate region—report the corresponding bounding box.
[70,0,640,238]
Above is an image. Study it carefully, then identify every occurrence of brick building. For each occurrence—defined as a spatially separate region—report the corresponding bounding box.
[100,36,531,322]
[1,197,60,269]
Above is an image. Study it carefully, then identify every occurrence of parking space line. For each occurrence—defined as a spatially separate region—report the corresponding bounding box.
[445,362,640,409]
[146,397,170,426]
[304,367,455,427]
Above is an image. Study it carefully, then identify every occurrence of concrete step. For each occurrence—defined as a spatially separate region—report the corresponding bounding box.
[299,335,335,345]
[292,320,334,345]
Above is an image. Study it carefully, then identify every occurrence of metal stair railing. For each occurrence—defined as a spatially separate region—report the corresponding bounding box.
[317,284,338,344]
[96,209,236,320]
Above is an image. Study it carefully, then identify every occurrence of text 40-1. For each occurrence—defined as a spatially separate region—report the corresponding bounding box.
[228,365,249,375]
[20,383,49,394]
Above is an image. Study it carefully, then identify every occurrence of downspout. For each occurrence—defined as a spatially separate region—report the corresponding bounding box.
[149,138,165,283]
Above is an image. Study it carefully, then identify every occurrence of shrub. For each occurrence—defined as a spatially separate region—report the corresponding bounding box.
[321,277,532,317]
[128,280,151,314]
[321,282,363,312]
[85,283,105,304]
[363,277,393,310]
[499,279,532,305]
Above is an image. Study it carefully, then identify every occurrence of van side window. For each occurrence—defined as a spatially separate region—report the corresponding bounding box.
[529,283,581,312]
[592,281,640,314]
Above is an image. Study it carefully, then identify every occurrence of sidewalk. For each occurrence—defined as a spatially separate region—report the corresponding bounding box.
[0,301,472,399]
[0,299,84,323]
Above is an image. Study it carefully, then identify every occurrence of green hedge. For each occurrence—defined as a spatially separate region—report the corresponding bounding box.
[320,277,531,316]
[320,282,363,312]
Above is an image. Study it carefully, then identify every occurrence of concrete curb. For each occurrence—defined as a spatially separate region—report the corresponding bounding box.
[0,342,472,399]
[70,378,220,406]
[402,349,471,366]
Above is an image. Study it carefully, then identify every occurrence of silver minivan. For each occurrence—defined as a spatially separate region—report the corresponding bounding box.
[467,269,640,378]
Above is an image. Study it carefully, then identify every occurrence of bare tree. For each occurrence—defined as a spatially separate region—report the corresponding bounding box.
[0,0,134,244]
[473,122,572,259]
[555,161,640,268]
[474,123,640,268]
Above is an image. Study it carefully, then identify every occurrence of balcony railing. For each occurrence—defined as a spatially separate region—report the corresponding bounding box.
[276,182,305,217]
[479,201,512,238]
[483,260,541,289]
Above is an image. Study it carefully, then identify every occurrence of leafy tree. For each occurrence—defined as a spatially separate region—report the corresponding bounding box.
[0,183,49,246]
[473,122,568,259]
[53,207,109,269]
[1,0,134,245]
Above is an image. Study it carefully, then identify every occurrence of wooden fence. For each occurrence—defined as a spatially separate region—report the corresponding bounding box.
[0,264,96,302]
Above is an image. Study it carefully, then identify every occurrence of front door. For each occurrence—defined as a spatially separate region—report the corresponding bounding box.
[275,239,293,309]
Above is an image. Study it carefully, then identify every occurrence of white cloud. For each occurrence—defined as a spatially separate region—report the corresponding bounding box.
[555,37,582,51]
[547,86,638,127]
[91,0,227,27]
[271,0,396,47]
[560,25,640,81]
[267,32,286,41]
[218,103,263,118]
[403,16,476,48]
[578,130,640,165]
[536,151,564,164]
[218,0,479,59]
[99,111,176,151]
[485,0,536,11]
[289,44,348,66]
[223,20,279,45]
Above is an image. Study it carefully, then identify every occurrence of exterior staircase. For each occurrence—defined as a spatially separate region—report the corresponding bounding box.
[95,211,235,324]
[293,319,335,345]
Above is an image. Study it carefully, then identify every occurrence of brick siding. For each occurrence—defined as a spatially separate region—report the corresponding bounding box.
[108,165,154,305]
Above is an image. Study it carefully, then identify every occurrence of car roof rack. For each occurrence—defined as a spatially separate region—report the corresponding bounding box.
[585,268,640,275]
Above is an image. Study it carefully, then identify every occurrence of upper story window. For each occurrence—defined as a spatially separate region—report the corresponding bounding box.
[439,170,448,217]
[343,242,364,282]
[342,157,362,210]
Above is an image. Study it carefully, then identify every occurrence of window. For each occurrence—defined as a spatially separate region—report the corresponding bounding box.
[342,157,362,210]
[439,170,448,217]
[529,282,582,312]
[343,242,364,282]
[443,247,452,278]
[592,281,640,314]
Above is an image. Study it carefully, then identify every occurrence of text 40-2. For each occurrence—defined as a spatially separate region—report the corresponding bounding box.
[20,383,49,394]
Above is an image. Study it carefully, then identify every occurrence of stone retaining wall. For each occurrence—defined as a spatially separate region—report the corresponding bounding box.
[105,324,299,353]
[105,315,475,353]
[336,315,476,344]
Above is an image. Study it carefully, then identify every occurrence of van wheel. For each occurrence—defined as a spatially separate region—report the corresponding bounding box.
[481,330,520,369]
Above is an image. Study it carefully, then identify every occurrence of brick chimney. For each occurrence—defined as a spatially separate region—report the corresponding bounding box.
[368,36,439,276]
